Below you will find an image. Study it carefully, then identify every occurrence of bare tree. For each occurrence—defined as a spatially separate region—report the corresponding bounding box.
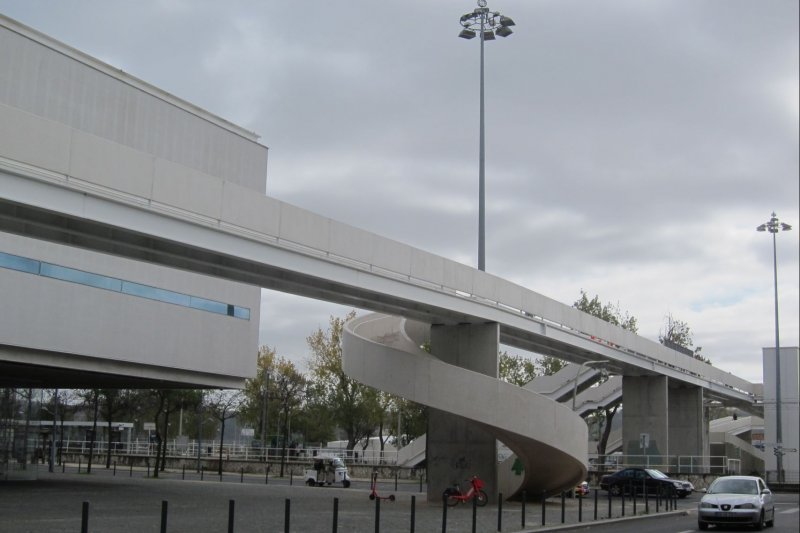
[206,390,244,476]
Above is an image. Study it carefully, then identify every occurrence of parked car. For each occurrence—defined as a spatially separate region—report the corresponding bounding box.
[697,475,774,530]
[599,467,693,498]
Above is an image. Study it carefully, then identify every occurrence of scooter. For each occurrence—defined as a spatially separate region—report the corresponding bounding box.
[368,470,395,501]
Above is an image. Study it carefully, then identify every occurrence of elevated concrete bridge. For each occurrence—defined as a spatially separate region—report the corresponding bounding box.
[0,14,759,500]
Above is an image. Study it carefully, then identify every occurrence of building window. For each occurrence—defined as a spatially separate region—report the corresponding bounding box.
[0,250,250,320]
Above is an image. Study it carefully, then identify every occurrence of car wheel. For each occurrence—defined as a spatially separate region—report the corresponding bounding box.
[306,479,316,487]
[342,479,351,488]
[754,510,765,531]
[698,521,708,530]
[609,484,622,497]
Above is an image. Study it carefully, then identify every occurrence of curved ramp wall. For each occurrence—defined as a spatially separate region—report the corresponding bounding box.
[343,313,588,499]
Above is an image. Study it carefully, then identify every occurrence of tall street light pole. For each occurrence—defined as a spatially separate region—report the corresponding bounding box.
[459,0,515,272]
[756,212,792,483]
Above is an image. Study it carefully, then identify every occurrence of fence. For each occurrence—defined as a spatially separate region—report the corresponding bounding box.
[588,453,734,475]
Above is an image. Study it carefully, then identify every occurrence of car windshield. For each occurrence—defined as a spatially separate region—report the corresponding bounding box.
[709,478,758,495]
[646,469,668,479]
[332,457,345,468]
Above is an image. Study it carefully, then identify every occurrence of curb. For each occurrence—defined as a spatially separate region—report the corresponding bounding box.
[511,509,689,532]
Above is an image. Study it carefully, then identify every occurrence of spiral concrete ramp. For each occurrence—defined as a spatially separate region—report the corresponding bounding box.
[343,313,588,499]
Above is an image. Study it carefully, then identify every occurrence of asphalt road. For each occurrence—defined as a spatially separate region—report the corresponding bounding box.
[545,492,799,533]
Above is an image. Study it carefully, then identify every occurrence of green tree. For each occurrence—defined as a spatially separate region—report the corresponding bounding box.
[573,290,638,333]
[306,311,382,451]
[499,351,538,386]
[536,355,567,376]
[659,313,709,363]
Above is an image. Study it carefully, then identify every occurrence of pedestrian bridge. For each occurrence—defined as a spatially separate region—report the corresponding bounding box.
[0,13,759,499]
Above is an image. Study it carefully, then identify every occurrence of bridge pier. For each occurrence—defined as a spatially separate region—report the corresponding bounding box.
[427,323,499,502]
[622,376,708,470]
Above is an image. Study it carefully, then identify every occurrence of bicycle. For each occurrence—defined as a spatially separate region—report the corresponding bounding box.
[443,475,488,506]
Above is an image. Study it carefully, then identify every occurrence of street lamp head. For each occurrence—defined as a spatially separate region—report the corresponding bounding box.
[757,212,792,234]
[499,15,516,27]
[496,26,513,37]
[459,28,477,39]
[482,30,496,40]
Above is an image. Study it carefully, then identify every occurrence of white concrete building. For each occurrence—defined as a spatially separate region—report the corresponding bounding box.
[762,347,800,483]
[0,14,263,389]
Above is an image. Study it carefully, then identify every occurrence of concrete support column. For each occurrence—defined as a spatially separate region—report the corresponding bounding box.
[427,323,499,502]
[668,384,708,470]
[622,375,669,461]
[622,376,708,471]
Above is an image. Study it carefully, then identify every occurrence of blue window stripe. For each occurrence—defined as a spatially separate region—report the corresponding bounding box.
[41,263,123,291]
[122,281,191,306]
[0,250,250,320]
[0,251,41,274]
[190,296,229,315]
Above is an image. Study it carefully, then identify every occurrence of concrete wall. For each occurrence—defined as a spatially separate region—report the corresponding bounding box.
[0,16,267,192]
[0,232,259,386]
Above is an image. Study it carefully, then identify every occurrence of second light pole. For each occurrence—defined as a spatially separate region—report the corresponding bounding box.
[459,0,515,272]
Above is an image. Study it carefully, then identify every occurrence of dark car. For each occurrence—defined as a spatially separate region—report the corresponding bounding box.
[600,468,693,498]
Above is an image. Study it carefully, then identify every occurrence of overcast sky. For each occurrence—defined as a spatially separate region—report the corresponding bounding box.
[2,0,797,384]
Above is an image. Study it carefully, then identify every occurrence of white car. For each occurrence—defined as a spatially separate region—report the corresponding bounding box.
[698,475,775,530]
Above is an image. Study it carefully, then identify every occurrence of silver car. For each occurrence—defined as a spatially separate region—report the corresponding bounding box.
[698,475,775,530]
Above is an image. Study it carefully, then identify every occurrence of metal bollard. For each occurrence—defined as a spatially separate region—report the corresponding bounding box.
[130,463,133,477]
[113,461,116,476]
[633,483,637,515]
[81,501,89,533]
[375,495,381,533]
[182,465,185,480]
[201,466,204,481]
[578,490,583,522]
[441,492,448,533]
[594,485,598,520]
[561,491,566,523]
[521,490,526,529]
[395,471,398,491]
[471,494,477,533]
[284,498,291,533]
[333,497,339,533]
[266,465,269,485]
[644,480,649,513]
[228,499,235,533]
[161,500,168,533]
[419,474,423,493]
[497,492,503,532]
[78,457,81,473]
[607,486,612,518]
[411,495,416,533]
[241,467,244,484]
